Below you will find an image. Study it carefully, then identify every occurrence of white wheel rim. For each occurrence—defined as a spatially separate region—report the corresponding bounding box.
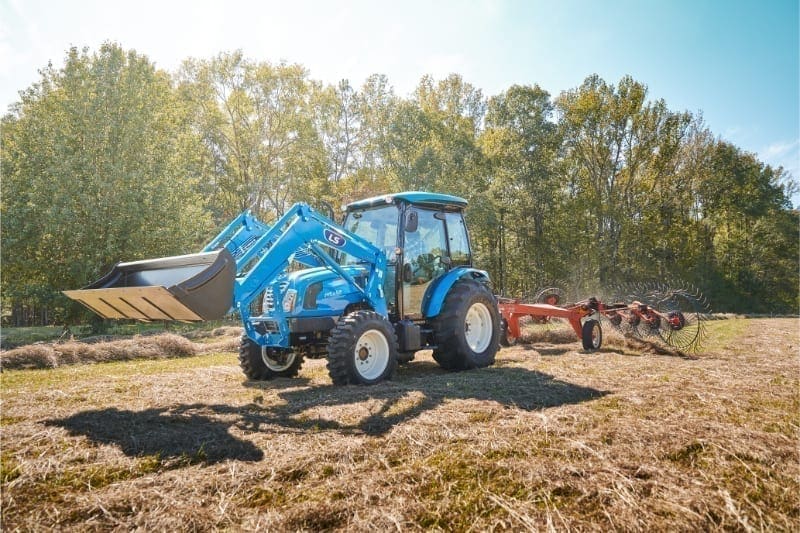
[465,302,493,353]
[354,329,390,380]
[261,348,296,372]
[591,323,601,348]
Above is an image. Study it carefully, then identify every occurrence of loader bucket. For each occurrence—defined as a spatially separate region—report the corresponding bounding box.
[63,249,236,321]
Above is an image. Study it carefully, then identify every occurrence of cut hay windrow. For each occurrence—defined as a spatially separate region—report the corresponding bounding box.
[0,333,239,370]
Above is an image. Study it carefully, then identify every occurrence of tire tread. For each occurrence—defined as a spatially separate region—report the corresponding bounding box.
[238,335,303,380]
[327,310,398,385]
[432,280,500,370]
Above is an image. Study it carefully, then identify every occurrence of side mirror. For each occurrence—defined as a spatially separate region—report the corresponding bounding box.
[404,209,418,233]
[402,263,413,283]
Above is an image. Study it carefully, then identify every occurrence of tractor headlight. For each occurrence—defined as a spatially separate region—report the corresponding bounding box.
[282,289,298,313]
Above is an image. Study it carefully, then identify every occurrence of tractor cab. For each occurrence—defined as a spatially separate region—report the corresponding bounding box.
[341,192,472,321]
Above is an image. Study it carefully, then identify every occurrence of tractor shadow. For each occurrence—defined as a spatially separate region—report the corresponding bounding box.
[46,365,607,463]
[236,363,608,436]
[46,406,265,464]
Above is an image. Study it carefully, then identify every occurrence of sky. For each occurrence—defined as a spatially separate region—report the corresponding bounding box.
[1,0,798,202]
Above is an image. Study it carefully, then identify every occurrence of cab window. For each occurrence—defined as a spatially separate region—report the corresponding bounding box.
[340,204,399,312]
[445,212,471,266]
[404,209,447,284]
[340,205,399,265]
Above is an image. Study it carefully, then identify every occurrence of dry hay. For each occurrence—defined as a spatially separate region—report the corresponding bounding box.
[185,326,243,339]
[1,318,798,531]
[518,322,580,345]
[518,320,689,357]
[209,326,244,337]
[0,332,240,371]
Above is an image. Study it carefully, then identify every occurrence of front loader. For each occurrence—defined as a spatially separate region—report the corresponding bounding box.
[65,192,501,385]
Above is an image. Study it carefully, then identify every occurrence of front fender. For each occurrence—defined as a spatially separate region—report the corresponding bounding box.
[422,267,492,318]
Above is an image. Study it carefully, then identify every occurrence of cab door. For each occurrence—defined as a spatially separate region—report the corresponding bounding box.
[402,208,448,318]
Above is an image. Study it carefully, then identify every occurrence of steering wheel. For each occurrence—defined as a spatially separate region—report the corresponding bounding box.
[417,252,435,265]
[413,253,443,281]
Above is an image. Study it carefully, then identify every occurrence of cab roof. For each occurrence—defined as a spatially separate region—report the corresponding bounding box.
[346,191,468,211]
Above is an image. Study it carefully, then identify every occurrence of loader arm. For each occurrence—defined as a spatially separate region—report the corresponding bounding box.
[203,209,323,269]
[231,203,388,347]
[64,203,387,338]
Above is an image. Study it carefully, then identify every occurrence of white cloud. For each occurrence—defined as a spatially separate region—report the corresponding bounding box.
[762,139,800,160]
[759,139,800,178]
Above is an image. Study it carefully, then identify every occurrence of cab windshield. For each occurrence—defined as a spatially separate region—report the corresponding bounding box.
[339,205,399,265]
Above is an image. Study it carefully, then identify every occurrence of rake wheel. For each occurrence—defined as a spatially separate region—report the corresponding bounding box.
[652,288,709,352]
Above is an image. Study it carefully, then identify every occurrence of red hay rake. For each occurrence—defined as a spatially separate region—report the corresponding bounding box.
[497,284,710,353]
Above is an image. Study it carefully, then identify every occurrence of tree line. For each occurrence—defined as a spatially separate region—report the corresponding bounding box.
[2,43,797,325]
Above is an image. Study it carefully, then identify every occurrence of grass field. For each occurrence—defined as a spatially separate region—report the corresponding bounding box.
[1,318,798,531]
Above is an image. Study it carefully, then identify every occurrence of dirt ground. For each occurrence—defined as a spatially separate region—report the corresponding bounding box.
[1,318,798,531]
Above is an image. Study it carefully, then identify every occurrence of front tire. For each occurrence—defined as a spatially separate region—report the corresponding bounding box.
[238,335,303,380]
[432,280,500,370]
[327,311,398,385]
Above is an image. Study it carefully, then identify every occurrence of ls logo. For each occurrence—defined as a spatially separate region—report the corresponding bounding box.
[324,229,347,247]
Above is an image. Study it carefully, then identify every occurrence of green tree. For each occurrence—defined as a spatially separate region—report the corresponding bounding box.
[556,75,694,287]
[313,79,362,185]
[698,142,798,312]
[1,43,211,322]
[481,84,563,294]
[410,74,487,197]
[177,51,326,220]
[391,75,499,280]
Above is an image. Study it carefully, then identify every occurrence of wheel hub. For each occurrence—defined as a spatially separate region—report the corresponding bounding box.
[358,346,370,361]
[668,311,686,331]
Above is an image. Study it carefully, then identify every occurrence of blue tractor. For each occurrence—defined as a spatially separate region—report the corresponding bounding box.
[65,191,501,385]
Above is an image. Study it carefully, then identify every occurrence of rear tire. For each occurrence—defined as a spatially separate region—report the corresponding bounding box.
[432,280,500,370]
[327,311,398,385]
[238,335,303,380]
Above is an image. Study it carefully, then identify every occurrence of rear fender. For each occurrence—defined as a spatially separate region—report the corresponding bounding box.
[421,267,491,319]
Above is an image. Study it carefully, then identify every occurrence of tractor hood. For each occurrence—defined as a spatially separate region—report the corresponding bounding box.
[262,265,370,318]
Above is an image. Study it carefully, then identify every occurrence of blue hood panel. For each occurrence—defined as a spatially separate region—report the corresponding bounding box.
[276,265,368,317]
